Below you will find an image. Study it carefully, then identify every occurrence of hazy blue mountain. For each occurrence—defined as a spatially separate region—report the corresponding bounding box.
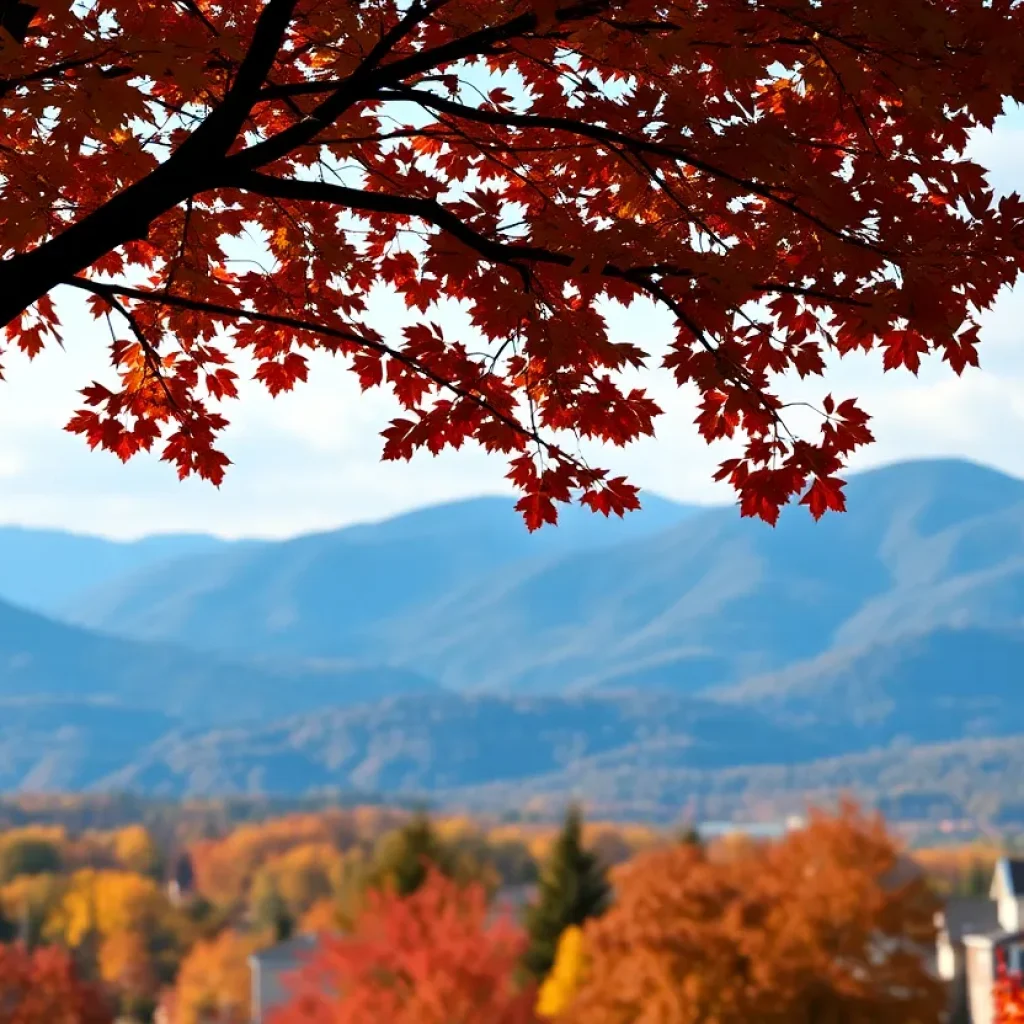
[359,459,1024,692]
[0,597,439,726]
[0,526,230,614]
[65,493,699,658]
[73,621,1024,805]
[435,730,1024,824]
[58,459,1024,697]
[92,691,815,798]
[712,625,1024,749]
[0,699,174,791]
[1,456,1023,824]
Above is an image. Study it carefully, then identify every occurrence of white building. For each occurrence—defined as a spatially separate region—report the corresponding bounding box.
[249,933,321,1024]
[936,857,1024,1024]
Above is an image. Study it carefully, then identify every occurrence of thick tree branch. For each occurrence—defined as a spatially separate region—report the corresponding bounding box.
[225,0,613,173]
[0,0,300,329]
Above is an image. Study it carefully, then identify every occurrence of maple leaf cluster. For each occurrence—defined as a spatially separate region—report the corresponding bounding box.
[3,0,1024,526]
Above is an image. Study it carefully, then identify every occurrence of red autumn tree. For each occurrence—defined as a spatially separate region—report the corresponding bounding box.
[268,867,538,1024]
[994,952,1024,1024]
[0,942,114,1024]
[3,0,1024,526]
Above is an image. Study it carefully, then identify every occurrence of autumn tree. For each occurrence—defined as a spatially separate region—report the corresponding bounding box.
[269,868,538,1024]
[995,951,1024,1024]
[188,810,368,909]
[536,925,586,1020]
[0,942,114,1024]
[558,802,945,1024]
[3,0,1024,527]
[0,873,64,949]
[251,841,346,927]
[522,804,610,981]
[112,825,162,878]
[0,832,63,883]
[44,868,188,1011]
[172,928,261,1024]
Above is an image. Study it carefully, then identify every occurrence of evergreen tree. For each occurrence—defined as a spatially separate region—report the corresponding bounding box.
[251,873,294,944]
[368,811,455,897]
[676,824,703,847]
[962,860,991,898]
[522,803,610,981]
[0,902,15,944]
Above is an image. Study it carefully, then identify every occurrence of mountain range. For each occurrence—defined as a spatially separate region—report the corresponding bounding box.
[0,457,1022,825]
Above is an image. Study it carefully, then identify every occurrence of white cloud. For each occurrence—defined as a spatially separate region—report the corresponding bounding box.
[1,109,1022,539]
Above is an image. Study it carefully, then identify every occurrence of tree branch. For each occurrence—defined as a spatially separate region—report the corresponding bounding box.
[217,169,871,309]
[0,0,301,329]
[61,276,590,475]
[225,0,613,173]
[380,87,894,259]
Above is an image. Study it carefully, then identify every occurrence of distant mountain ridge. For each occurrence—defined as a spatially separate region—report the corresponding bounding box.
[63,492,698,659]
[64,458,1024,696]
[0,458,1022,825]
[0,527,230,614]
[0,596,440,725]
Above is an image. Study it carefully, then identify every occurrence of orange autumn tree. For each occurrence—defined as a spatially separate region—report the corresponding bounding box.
[269,867,538,1024]
[0,942,114,1024]
[557,802,944,1024]
[172,928,262,1024]
[4,0,1024,527]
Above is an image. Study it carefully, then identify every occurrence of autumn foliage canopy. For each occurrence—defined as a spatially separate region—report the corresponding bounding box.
[3,0,1024,525]
[557,803,944,1024]
[0,942,113,1024]
[268,868,538,1024]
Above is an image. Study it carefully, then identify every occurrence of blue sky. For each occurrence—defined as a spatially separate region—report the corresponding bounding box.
[2,106,1022,541]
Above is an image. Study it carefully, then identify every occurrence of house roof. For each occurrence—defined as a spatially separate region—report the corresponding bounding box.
[939,897,1001,941]
[992,858,1024,900]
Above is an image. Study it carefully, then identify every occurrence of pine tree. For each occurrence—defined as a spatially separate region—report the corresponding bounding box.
[963,860,991,898]
[522,803,610,981]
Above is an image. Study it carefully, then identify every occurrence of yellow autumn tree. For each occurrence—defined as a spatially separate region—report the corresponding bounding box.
[0,872,65,946]
[112,826,161,877]
[255,842,346,921]
[44,869,186,1007]
[172,928,261,1024]
[536,926,587,1020]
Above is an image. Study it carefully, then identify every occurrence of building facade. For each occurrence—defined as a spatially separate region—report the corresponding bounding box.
[937,857,1024,1024]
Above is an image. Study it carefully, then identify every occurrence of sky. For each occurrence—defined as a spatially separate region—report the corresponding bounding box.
[1,107,1023,541]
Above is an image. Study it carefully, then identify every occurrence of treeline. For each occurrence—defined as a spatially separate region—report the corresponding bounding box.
[0,796,989,1023]
[0,799,657,1022]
